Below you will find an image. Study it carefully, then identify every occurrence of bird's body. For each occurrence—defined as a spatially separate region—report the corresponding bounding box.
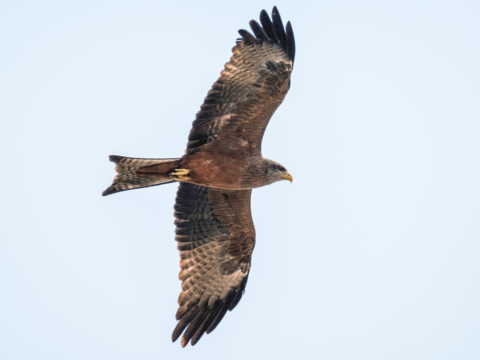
[103,7,295,347]
[137,153,286,190]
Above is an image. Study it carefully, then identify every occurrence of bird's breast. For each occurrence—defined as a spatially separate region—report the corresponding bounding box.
[182,152,257,190]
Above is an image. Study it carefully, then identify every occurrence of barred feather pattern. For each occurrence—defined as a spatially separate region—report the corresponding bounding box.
[172,183,255,347]
[102,156,178,196]
[186,6,295,157]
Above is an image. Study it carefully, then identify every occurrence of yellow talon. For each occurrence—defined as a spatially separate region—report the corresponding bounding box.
[170,168,191,181]
[171,169,190,176]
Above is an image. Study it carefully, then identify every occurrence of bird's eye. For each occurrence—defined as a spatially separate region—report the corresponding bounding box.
[278,166,285,172]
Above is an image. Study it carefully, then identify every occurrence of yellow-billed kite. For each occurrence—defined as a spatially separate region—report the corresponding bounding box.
[103,7,295,347]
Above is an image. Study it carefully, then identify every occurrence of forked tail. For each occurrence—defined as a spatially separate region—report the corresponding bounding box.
[102,155,181,196]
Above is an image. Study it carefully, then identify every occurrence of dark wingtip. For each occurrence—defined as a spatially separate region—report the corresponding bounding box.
[240,7,295,63]
[286,21,296,64]
[271,7,288,51]
[259,9,277,42]
[238,29,256,43]
[172,334,180,344]
[172,327,183,344]
[249,19,268,41]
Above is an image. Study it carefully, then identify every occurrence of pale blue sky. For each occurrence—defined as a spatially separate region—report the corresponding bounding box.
[1,1,480,359]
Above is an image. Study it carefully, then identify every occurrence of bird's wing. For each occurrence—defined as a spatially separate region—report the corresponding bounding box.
[186,7,295,157]
[172,183,255,347]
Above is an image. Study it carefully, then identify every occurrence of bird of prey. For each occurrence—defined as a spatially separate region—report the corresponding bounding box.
[103,7,295,347]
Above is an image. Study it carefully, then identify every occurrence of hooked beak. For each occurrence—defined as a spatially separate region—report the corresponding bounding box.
[282,172,293,183]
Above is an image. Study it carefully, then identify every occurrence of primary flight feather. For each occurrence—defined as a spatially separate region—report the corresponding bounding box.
[103,6,295,347]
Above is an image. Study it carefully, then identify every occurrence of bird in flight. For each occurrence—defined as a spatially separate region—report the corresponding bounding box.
[103,7,295,347]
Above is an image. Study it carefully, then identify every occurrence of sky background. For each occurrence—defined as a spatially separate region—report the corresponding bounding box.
[1,0,480,359]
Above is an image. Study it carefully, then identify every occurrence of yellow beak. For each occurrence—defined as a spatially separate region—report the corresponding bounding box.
[282,172,293,182]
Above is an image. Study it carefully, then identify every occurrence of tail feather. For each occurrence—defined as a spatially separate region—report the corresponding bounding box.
[102,155,181,196]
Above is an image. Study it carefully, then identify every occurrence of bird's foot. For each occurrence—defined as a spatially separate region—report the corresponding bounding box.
[170,168,191,181]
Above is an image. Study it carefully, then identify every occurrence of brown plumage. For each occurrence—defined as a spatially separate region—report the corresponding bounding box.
[103,7,295,347]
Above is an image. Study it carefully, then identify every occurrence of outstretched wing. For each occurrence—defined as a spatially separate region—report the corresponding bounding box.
[172,183,255,347]
[186,7,295,157]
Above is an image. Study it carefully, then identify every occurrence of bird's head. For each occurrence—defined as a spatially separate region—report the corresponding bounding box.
[266,160,293,184]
